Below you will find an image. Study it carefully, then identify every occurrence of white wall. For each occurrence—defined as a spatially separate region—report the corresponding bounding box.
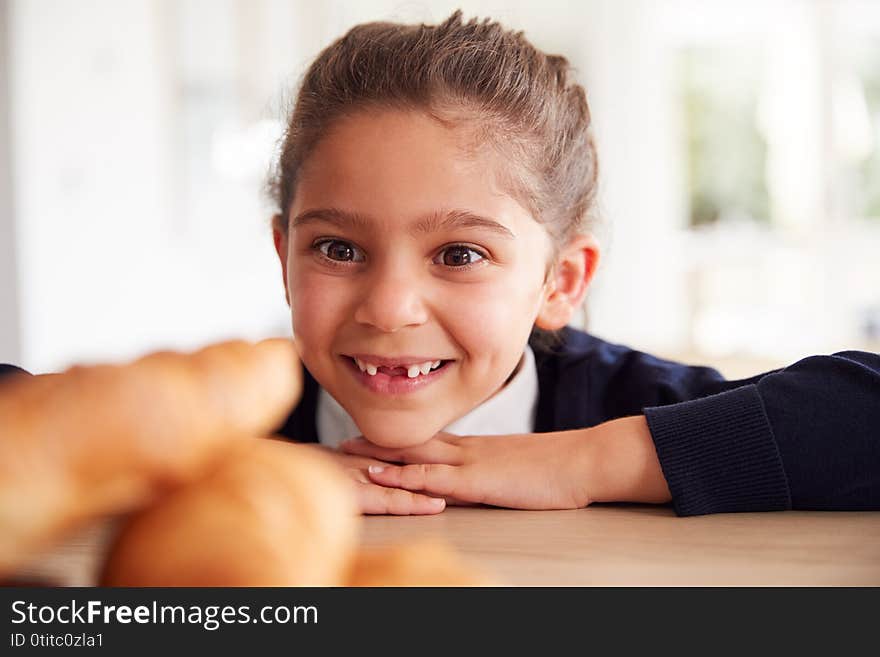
[0,0,22,366]
[574,0,690,350]
[8,0,291,373]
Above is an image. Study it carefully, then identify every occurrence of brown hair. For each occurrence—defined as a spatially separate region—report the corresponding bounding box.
[268,10,599,253]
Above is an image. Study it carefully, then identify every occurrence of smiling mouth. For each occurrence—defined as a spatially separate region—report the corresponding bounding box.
[343,356,453,379]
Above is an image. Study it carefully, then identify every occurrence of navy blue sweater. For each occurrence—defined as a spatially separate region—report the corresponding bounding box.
[3,328,878,516]
[279,326,880,516]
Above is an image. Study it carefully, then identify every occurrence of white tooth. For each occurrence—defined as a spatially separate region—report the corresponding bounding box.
[366,364,378,376]
[419,362,432,375]
[355,358,366,372]
[407,365,421,378]
[432,360,441,369]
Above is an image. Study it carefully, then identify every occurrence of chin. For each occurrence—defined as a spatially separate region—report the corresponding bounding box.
[353,410,448,448]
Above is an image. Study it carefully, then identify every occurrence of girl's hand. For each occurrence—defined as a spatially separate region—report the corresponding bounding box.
[340,431,593,509]
[339,416,672,510]
[302,445,446,515]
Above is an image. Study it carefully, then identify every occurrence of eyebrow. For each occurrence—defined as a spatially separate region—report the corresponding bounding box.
[290,207,515,239]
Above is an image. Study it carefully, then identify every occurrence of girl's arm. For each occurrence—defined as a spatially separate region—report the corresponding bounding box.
[341,418,670,510]
[645,350,880,515]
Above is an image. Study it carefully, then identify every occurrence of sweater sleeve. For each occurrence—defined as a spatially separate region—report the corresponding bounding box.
[643,351,880,516]
[0,364,30,380]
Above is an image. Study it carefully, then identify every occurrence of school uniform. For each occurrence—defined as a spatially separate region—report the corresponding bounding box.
[280,326,880,516]
[0,364,27,379]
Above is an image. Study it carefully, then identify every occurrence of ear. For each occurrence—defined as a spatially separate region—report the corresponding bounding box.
[272,215,291,306]
[535,233,601,330]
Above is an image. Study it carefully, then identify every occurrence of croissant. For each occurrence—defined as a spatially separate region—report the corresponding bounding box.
[0,338,301,576]
[99,438,358,586]
[99,439,494,587]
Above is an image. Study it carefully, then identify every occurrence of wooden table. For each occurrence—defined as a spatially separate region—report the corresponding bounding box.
[10,505,880,587]
[360,505,880,586]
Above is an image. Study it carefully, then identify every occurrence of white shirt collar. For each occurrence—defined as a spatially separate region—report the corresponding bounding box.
[316,346,539,449]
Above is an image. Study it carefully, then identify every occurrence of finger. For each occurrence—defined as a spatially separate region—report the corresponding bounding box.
[356,482,446,516]
[366,463,473,501]
[341,437,461,465]
[346,467,370,484]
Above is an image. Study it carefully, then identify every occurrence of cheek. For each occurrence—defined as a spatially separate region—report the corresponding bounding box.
[287,266,347,347]
[436,267,545,357]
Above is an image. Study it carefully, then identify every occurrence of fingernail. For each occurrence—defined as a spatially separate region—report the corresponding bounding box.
[430,497,445,507]
[368,465,384,474]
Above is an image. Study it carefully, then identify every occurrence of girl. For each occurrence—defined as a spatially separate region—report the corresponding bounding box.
[269,12,879,516]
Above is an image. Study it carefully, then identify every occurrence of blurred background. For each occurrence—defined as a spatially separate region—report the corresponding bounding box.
[1,0,878,377]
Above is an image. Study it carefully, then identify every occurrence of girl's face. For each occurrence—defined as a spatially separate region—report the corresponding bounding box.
[275,109,555,447]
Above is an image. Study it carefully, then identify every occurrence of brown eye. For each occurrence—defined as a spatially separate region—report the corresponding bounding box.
[316,239,365,262]
[437,245,485,267]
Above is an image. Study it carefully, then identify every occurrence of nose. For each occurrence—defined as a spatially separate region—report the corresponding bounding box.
[353,263,429,333]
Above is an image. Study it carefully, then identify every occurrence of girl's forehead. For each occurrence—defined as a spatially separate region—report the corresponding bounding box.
[304,109,492,178]
[292,109,536,232]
